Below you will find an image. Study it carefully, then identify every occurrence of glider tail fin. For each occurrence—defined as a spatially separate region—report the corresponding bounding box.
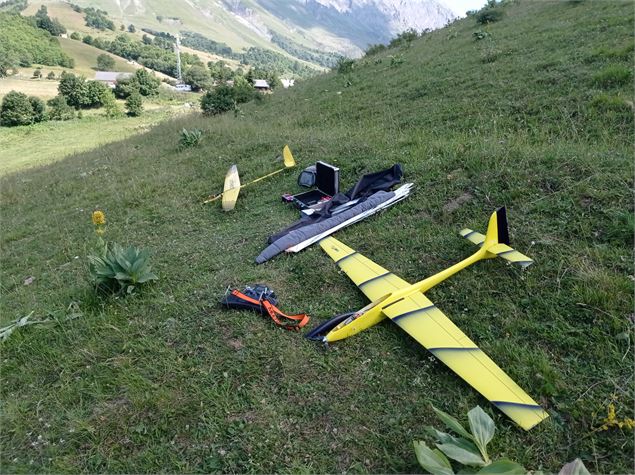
[460,207,534,268]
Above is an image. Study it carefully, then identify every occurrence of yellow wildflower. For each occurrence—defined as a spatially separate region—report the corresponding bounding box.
[598,403,635,431]
[92,210,106,225]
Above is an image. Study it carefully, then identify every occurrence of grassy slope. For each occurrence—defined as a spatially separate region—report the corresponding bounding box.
[1,1,633,473]
[0,107,186,175]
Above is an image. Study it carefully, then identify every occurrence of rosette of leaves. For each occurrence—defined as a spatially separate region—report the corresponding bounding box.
[413,405,525,474]
[88,242,158,294]
[178,128,203,150]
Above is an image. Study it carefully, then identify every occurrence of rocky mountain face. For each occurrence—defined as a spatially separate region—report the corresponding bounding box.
[254,0,457,50]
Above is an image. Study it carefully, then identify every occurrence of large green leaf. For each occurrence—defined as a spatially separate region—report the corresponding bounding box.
[558,459,590,475]
[477,459,526,474]
[413,440,455,475]
[468,406,495,461]
[426,427,481,454]
[436,443,486,467]
[432,405,474,441]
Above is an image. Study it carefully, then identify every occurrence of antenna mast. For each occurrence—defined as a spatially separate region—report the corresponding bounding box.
[175,35,182,81]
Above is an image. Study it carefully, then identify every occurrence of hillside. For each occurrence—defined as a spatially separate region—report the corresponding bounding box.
[1,1,634,473]
[0,12,73,67]
[30,0,456,60]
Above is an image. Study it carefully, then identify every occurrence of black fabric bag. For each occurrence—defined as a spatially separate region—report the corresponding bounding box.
[268,163,403,243]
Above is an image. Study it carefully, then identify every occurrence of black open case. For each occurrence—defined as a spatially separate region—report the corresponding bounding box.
[287,161,339,210]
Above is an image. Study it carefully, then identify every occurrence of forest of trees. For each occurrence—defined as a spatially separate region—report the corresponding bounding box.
[180,30,319,78]
[80,33,202,78]
[0,12,74,72]
[270,32,341,69]
[180,31,233,57]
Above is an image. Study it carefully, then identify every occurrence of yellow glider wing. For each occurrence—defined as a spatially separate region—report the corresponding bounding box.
[320,237,410,301]
[380,295,548,430]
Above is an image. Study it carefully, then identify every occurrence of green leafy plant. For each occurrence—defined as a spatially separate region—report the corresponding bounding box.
[88,242,158,294]
[87,210,157,294]
[336,57,354,74]
[413,405,525,474]
[473,30,491,41]
[178,128,203,149]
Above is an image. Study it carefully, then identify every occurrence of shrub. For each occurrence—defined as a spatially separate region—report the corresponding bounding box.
[365,44,386,56]
[127,24,135,33]
[47,94,74,120]
[70,31,81,40]
[335,57,354,74]
[0,91,34,126]
[389,28,419,48]
[593,64,632,88]
[476,7,504,24]
[179,128,203,149]
[28,96,46,122]
[200,85,235,116]
[46,71,55,80]
[101,89,122,117]
[33,68,42,78]
[125,92,143,116]
[96,53,115,70]
[473,30,491,41]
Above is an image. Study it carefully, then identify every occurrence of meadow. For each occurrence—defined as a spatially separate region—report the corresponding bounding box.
[1,1,633,473]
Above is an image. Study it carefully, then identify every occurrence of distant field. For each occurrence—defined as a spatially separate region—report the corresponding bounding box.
[0,77,60,101]
[0,106,189,176]
[59,37,138,76]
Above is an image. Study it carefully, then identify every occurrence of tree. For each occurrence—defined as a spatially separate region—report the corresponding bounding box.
[47,94,74,120]
[0,91,34,126]
[96,53,115,70]
[33,68,42,78]
[0,57,17,78]
[183,65,212,92]
[101,89,122,117]
[28,96,46,122]
[113,76,138,99]
[70,31,81,40]
[46,71,56,80]
[133,69,160,96]
[200,86,235,116]
[125,92,143,116]
[58,71,88,108]
[127,24,136,33]
[233,76,255,104]
[85,80,110,107]
[82,35,94,45]
[34,5,66,36]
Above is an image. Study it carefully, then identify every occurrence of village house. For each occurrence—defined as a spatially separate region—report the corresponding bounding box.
[93,71,133,88]
[253,79,270,92]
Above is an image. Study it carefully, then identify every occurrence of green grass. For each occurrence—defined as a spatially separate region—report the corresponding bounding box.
[0,106,187,175]
[1,1,634,473]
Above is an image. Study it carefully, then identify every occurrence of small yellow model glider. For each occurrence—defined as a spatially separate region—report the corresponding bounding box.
[204,145,296,210]
[319,207,549,430]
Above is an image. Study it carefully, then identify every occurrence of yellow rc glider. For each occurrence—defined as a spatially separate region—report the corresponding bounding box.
[319,207,548,430]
